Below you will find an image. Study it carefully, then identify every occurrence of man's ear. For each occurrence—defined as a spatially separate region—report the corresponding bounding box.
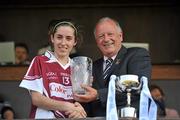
[119,32,123,42]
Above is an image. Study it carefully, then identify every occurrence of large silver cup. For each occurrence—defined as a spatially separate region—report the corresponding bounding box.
[70,56,92,95]
[116,74,141,118]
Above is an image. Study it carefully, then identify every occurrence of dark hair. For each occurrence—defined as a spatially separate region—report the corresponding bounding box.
[149,84,165,96]
[50,19,77,36]
[1,106,15,119]
[48,19,61,36]
[48,19,83,48]
[15,43,29,54]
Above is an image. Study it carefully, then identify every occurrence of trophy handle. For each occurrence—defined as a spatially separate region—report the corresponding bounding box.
[115,76,126,92]
[131,79,142,90]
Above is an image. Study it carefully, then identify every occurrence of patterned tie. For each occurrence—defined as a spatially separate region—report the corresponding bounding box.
[103,58,113,80]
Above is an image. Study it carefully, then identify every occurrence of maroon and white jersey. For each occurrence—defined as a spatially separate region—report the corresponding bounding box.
[19,51,74,119]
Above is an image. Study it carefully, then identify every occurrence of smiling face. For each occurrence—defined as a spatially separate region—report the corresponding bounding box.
[51,26,76,58]
[95,19,123,57]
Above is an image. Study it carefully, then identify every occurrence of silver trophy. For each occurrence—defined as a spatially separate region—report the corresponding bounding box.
[116,74,142,118]
[70,56,92,95]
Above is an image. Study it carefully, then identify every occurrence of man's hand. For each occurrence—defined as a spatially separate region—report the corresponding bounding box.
[73,84,98,102]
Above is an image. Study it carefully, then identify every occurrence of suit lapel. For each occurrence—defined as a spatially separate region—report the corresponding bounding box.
[104,46,127,83]
[93,58,105,87]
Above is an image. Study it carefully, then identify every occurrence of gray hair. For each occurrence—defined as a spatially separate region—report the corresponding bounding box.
[94,17,123,37]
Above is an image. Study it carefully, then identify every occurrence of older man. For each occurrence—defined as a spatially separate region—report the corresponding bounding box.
[74,17,152,117]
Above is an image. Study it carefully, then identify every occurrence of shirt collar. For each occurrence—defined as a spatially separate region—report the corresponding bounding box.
[104,54,117,61]
[44,50,56,61]
[44,50,71,69]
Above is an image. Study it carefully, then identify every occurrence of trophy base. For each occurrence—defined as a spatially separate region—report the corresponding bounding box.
[121,107,136,118]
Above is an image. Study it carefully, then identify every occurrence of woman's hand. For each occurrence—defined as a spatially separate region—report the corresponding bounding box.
[30,91,87,118]
[65,102,87,118]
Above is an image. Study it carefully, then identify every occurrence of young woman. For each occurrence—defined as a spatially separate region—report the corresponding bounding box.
[19,19,86,119]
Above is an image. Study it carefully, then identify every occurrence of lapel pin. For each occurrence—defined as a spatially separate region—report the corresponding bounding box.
[115,59,121,64]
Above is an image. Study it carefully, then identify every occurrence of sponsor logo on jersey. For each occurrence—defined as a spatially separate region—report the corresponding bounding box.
[49,82,73,99]
[46,72,58,80]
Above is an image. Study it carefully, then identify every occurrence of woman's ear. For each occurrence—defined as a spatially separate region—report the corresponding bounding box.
[73,40,77,46]
[50,35,54,43]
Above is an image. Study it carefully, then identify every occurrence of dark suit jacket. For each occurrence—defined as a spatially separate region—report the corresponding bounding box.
[84,45,152,117]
